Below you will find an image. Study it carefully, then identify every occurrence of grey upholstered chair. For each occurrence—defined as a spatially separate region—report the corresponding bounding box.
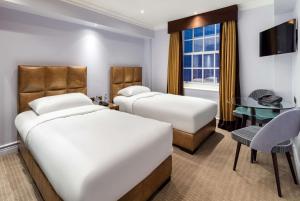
[231,109,300,197]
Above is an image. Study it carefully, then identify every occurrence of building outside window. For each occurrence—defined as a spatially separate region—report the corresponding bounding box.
[183,23,220,90]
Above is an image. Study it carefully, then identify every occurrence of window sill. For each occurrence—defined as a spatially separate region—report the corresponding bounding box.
[184,83,219,92]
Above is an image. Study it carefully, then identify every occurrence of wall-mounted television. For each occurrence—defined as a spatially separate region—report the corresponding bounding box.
[260,19,297,57]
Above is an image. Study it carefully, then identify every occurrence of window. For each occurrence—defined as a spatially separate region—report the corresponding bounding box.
[183,23,220,89]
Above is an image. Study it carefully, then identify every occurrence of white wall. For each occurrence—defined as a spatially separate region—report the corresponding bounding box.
[238,5,276,98]
[151,29,169,92]
[143,39,153,88]
[274,12,295,100]
[239,4,295,101]
[0,7,147,146]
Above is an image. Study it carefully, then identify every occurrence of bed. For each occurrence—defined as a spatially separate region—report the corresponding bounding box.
[16,65,172,201]
[110,66,217,153]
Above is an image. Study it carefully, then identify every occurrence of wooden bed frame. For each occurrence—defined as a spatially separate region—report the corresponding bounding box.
[17,65,172,201]
[110,66,216,154]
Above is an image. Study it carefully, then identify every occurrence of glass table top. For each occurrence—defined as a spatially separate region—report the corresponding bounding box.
[229,97,296,110]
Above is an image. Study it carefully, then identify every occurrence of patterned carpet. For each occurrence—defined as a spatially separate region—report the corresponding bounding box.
[1,128,300,201]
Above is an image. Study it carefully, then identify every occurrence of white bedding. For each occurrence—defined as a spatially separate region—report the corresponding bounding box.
[15,105,172,201]
[114,92,217,133]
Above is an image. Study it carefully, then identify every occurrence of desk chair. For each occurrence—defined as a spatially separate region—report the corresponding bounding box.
[231,109,300,197]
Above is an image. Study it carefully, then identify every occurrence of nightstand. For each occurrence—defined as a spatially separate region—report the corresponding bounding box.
[108,103,119,111]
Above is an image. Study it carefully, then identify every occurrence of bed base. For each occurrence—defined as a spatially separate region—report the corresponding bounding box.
[18,137,172,201]
[173,119,216,154]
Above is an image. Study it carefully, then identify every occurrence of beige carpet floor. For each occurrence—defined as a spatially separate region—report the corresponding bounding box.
[1,128,300,201]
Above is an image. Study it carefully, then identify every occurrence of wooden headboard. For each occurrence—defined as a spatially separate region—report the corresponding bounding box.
[18,65,87,113]
[110,66,142,102]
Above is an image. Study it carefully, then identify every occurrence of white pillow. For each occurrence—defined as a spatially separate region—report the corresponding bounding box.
[118,86,151,97]
[29,93,93,115]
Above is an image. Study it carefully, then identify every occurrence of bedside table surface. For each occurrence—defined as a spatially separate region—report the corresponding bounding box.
[108,103,119,110]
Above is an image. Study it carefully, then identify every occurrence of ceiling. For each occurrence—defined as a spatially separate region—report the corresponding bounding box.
[62,0,274,29]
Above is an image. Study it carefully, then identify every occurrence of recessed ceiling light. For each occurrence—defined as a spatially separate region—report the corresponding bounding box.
[193,11,198,15]
[140,9,145,14]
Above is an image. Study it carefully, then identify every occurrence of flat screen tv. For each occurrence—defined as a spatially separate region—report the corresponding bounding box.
[260,19,297,57]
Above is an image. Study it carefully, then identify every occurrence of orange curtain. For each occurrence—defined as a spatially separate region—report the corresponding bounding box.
[167,32,183,95]
[218,20,240,131]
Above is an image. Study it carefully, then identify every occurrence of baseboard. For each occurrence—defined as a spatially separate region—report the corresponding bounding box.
[292,143,300,182]
[0,141,19,156]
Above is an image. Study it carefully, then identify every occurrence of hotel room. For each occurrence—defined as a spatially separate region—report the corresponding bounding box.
[0,0,300,201]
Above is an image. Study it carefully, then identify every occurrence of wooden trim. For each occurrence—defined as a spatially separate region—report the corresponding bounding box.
[0,141,19,150]
[168,5,238,33]
[173,119,216,154]
[18,136,172,201]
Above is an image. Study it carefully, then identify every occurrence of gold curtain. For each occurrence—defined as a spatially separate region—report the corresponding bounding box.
[219,20,240,130]
[167,32,183,95]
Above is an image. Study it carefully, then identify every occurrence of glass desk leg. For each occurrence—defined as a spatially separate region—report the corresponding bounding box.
[250,107,257,163]
[250,108,256,125]
[241,115,248,127]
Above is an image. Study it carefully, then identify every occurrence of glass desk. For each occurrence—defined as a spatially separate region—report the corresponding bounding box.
[229,97,296,125]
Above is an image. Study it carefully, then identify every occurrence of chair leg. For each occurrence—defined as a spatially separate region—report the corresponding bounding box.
[251,149,257,163]
[285,152,298,185]
[254,150,257,162]
[233,142,241,171]
[272,153,282,197]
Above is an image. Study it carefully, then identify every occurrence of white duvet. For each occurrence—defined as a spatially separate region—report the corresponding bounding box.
[15,105,172,201]
[114,92,217,133]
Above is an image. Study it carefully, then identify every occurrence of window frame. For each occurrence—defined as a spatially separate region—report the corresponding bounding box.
[183,24,220,89]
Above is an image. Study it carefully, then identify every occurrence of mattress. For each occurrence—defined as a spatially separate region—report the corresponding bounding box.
[114,92,217,133]
[15,105,172,201]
